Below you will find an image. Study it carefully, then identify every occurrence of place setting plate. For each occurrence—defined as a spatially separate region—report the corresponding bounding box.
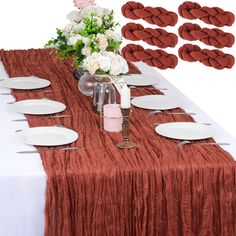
[15,126,79,146]
[155,122,214,140]
[131,95,181,110]
[122,74,158,86]
[10,99,66,115]
[0,76,50,90]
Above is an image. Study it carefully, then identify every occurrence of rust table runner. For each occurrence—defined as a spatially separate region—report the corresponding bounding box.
[0,49,236,236]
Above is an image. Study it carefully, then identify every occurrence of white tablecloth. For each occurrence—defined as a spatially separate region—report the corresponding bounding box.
[0,61,235,236]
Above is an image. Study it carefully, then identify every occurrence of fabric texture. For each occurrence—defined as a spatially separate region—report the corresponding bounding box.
[122,44,178,69]
[178,23,235,48]
[178,44,235,69]
[0,48,236,236]
[178,1,235,27]
[122,23,178,48]
[122,1,178,27]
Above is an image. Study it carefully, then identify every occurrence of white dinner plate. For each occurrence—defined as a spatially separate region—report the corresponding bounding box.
[16,126,78,146]
[0,76,50,90]
[10,99,66,115]
[155,122,214,140]
[131,95,181,110]
[122,74,158,86]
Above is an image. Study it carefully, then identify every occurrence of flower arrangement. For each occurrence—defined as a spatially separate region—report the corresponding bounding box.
[46,1,128,76]
[82,51,128,75]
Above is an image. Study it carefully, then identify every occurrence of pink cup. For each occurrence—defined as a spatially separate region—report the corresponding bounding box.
[103,104,122,132]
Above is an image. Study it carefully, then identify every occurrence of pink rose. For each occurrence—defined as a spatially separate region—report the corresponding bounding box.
[73,0,95,8]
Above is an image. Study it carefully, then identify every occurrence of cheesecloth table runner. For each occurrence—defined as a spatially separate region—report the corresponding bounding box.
[0,49,235,236]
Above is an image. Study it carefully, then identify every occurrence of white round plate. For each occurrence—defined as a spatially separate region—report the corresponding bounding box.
[131,95,181,110]
[0,77,50,90]
[155,122,214,140]
[123,74,158,86]
[10,99,66,115]
[16,126,78,146]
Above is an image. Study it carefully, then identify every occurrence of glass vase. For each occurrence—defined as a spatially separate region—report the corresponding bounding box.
[92,75,116,114]
[78,72,96,97]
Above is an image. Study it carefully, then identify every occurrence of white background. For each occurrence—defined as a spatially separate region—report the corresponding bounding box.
[0,0,236,138]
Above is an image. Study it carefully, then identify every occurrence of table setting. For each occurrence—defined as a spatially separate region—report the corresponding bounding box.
[0,0,236,236]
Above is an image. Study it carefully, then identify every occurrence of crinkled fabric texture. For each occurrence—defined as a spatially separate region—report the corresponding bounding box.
[178,23,235,48]
[122,1,178,27]
[0,48,236,236]
[122,23,178,48]
[122,44,178,69]
[179,44,235,69]
[178,1,235,27]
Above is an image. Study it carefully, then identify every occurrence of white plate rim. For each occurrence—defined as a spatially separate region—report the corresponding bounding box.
[131,95,181,110]
[155,122,214,140]
[123,74,158,86]
[16,126,78,146]
[1,77,50,90]
[10,99,66,115]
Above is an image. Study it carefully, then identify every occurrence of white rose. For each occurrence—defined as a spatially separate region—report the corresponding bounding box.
[119,56,129,74]
[81,47,91,56]
[88,61,100,75]
[110,62,122,75]
[97,34,108,51]
[110,54,128,75]
[98,56,111,72]
[105,51,117,61]
[89,52,100,61]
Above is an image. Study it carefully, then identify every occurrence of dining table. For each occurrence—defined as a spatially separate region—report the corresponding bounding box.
[0,49,235,236]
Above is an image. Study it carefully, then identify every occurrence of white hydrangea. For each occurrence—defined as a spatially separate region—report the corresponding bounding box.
[80,6,111,18]
[67,35,80,46]
[105,30,122,41]
[63,22,76,35]
[81,36,89,45]
[67,34,89,46]
[66,11,82,22]
[102,8,112,17]
[63,22,85,38]
[67,35,81,45]
[80,6,99,17]
[73,22,86,32]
